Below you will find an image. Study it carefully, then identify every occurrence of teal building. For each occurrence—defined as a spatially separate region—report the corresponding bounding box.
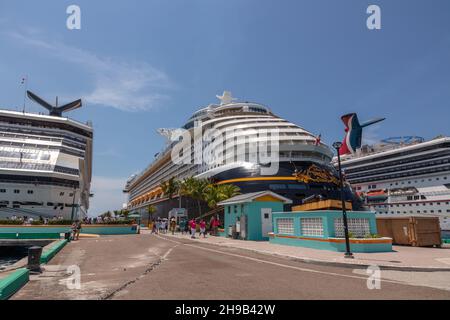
[270,210,392,252]
[218,191,292,241]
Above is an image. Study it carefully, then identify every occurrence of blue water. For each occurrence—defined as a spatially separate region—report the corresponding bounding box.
[0,247,28,270]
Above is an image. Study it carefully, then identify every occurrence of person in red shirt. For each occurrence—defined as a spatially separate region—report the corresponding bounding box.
[199,219,207,238]
[190,219,197,239]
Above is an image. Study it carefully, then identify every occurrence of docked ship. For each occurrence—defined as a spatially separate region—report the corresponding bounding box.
[0,91,93,220]
[334,113,450,230]
[124,92,352,219]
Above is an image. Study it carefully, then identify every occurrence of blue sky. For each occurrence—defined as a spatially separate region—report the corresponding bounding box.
[1,0,450,216]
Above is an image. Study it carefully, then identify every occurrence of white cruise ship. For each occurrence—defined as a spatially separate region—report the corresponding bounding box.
[334,113,450,230]
[0,91,93,220]
[124,92,352,220]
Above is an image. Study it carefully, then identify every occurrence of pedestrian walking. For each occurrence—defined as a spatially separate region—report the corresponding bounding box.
[152,219,157,234]
[179,218,186,235]
[170,217,176,235]
[184,219,190,235]
[190,218,197,239]
[70,221,77,240]
[74,220,82,241]
[199,219,206,238]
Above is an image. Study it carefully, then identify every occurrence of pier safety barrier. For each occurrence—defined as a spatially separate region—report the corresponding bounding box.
[0,268,29,300]
[40,240,68,264]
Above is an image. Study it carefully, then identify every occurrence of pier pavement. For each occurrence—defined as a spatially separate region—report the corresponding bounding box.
[10,232,450,299]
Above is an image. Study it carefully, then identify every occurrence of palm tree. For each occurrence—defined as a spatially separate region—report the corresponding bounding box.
[204,184,222,209]
[181,177,209,217]
[219,184,241,200]
[204,183,241,209]
[121,209,129,219]
[160,177,179,200]
[147,205,156,222]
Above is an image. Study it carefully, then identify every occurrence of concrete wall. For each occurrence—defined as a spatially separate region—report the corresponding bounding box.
[270,210,392,253]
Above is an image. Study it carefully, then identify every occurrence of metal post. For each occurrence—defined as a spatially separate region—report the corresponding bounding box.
[70,187,77,221]
[333,142,353,259]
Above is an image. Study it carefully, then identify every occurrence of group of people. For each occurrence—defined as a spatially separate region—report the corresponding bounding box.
[6,215,65,225]
[154,215,221,239]
[151,218,169,234]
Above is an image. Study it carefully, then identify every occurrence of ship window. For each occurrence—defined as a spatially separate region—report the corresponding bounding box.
[438,210,442,213]
[424,210,427,213]
[60,192,65,196]
[0,189,5,193]
[430,210,434,213]
[421,195,426,199]
[27,190,33,194]
[437,202,440,205]
[69,193,74,197]
[14,189,20,194]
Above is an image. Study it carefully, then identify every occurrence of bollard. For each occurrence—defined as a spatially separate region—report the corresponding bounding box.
[27,246,43,273]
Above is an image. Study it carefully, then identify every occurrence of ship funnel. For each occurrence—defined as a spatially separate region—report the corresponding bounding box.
[27,90,82,117]
[339,113,385,155]
[216,91,237,105]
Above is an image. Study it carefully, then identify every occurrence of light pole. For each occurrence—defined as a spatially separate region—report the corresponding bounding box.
[332,141,353,259]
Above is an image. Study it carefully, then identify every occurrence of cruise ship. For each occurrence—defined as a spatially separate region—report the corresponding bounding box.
[334,113,450,230]
[0,91,93,220]
[124,92,353,219]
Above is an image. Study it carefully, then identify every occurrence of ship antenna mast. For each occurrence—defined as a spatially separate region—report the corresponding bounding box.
[21,76,28,113]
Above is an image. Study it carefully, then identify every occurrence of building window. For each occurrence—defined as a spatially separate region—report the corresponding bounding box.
[276,218,294,235]
[301,218,323,237]
[335,218,370,238]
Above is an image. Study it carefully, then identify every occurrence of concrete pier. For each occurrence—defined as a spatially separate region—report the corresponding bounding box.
[10,233,450,300]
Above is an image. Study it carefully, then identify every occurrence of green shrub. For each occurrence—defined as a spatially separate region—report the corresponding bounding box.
[48,220,73,225]
[31,220,44,225]
[0,220,23,225]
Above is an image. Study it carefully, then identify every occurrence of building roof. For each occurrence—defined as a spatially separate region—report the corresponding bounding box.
[217,191,293,206]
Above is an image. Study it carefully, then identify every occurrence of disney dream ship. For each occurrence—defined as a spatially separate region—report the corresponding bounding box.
[124,92,351,217]
[0,91,93,220]
[334,113,450,230]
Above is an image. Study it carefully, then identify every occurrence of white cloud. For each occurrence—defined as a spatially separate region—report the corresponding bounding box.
[6,30,172,111]
[88,176,128,217]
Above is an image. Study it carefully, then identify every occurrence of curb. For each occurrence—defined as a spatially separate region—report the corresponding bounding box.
[40,239,68,264]
[0,268,29,300]
[162,234,450,272]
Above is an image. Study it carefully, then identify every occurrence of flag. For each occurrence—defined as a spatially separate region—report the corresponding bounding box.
[314,134,321,146]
